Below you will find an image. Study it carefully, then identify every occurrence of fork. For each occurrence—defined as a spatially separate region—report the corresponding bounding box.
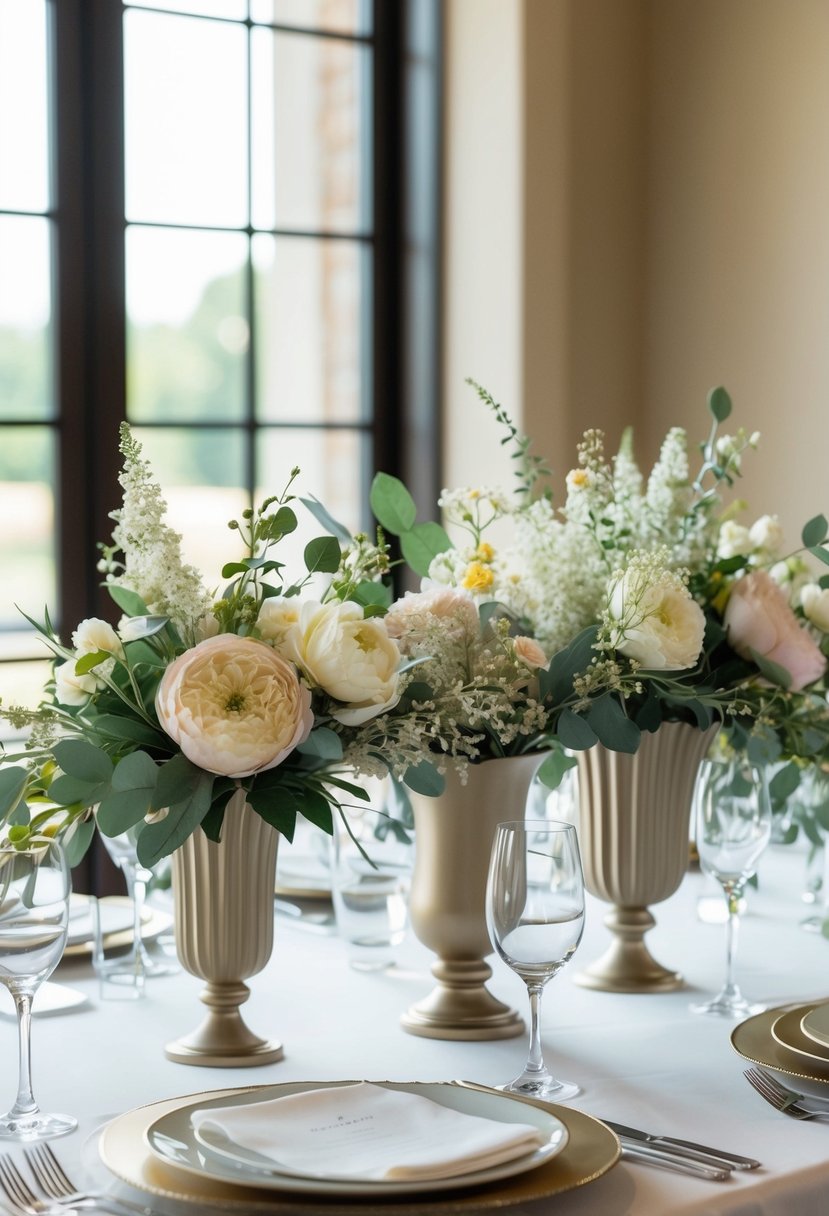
[0,1156,63,1216]
[23,1146,151,1216]
[743,1068,829,1120]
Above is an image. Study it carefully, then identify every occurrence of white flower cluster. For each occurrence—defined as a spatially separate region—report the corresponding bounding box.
[103,427,213,641]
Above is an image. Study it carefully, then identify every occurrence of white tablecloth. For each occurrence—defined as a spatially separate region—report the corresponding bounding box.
[1,843,827,1216]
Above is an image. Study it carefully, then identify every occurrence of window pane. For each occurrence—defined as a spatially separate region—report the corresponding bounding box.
[0,659,52,721]
[126,0,247,18]
[0,216,53,420]
[251,28,370,233]
[127,227,248,423]
[257,426,367,541]
[0,428,56,631]
[251,0,372,36]
[124,10,248,227]
[253,234,367,422]
[0,0,49,212]
[132,427,247,591]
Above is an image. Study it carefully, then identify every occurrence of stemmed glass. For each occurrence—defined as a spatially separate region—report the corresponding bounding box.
[486,820,585,1100]
[692,758,772,1017]
[0,839,76,1139]
[98,824,179,981]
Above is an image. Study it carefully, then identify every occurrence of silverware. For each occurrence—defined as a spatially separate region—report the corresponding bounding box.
[0,1156,61,1216]
[603,1119,760,1170]
[24,1144,152,1216]
[743,1067,829,1121]
[619,1145,731,1181]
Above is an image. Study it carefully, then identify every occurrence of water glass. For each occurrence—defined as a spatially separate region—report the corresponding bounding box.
[98,822,179,981]
[486,820,585,1100]
[90,896,145,999]
[330,813,411,971]
[692,759,772,1017]
[0,840,76,1139]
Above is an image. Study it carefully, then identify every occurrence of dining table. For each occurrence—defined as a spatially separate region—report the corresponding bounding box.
[0,839,827,1216]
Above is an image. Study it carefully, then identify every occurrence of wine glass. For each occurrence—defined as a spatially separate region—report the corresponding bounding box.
[0,839,76,1139]
[486,820,585,1100]
[98,823,179,981]
[692,758,772,1017]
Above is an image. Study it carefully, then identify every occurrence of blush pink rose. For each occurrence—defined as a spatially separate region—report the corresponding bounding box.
[155,635,313,778]
[724,570,827,691]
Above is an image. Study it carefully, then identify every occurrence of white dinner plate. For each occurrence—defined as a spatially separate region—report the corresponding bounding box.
[772,1007,829,1068]
[145,1081,569,1198]
[0,981,89,1018]
[801,1002,829,1050]
[274,853,331,900]
[66,896,135,946]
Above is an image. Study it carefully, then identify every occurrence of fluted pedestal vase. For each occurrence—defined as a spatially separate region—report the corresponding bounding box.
[165,789,284,1067]
[575,722,716,994]
[401,753,541,1040]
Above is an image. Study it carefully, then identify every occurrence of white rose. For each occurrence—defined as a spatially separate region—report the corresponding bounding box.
[609,569,706,670]
[278,600,401,725]
[748,514,785,555]
[716,521,752,560]
[72,617,124,659]
[54,661,98,706]
[801,584,829,633]
[256,597,302,649]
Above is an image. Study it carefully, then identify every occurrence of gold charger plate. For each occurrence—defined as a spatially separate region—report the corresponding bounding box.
[731,1004,829,1100]
[98,1083,620,1214]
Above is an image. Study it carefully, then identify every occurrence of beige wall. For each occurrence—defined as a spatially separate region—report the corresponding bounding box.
[443,0,829,542]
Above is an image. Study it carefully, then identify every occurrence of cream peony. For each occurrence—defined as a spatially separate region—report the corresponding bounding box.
[609,569,706,670]
[725,570,827,691]
[748,514,785,555]
[269,600,401,726]
[155,635,313,778]
[256,597,303,650]
[800,584,829,633]
[54,661,98,706]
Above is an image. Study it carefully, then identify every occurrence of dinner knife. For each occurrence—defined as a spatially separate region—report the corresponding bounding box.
[619,1143,732,1181]
[605,1121,760,1170]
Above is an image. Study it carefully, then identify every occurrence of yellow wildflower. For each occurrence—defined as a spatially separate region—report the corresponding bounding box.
[475,542,495,563]
[462,562,495,593]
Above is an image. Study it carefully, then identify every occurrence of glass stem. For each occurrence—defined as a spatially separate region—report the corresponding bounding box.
[723,884,742,995]
[11,989,38,1118]
[525,984,546,1074]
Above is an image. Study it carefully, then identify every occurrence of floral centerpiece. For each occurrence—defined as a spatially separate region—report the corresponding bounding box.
[0,424,407,865]
[373,381,829,772]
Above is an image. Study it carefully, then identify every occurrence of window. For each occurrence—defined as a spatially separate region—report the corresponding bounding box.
[0,1,442,744]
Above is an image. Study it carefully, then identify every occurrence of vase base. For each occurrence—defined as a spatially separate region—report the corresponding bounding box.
[574,956,683,994]
[401,985,524,1041]
[165,1036,285,1067]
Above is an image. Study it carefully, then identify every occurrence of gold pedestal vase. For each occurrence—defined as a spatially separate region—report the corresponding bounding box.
[165,789,284,1066]
[574,721,716,993]
[401,753,541,1040]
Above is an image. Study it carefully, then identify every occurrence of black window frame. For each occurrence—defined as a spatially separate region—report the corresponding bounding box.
[31,0,443,890]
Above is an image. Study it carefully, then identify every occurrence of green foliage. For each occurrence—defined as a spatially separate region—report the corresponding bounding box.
[369,473,451,577]
[707,386,732,423]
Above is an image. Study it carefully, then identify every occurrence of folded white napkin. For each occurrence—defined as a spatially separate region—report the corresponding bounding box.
[191,1082,547,1182]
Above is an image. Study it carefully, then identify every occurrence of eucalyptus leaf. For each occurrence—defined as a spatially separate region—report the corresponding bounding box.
[404,760,445,797]
[151,754,207,812]
[47,773,112,809]
[0,767,29,820]
[90,714,168,749]
[585,696,641,754]
[53,740,114,785]
[400,521,452,577]
[707,386,732,422]
[352,581,392,611]
[297,727,344,762]
[556,708,599,751]
[137,772,214,867]
[300,495,353,544]
[370,472,418,535]
[542,626,600,705]
[246,787,301,840]
[62,817,96,868]
[809,545,829,568]
[299,788,335,834]
[111,750,159,793]
[304,535,341,575]
[749,647,792,689]
[262,505,298,539]
[535,749,577,791]
[96,787,155,835]
[802,515,829,548]
[769,762,801,807]
[107,585,149,616]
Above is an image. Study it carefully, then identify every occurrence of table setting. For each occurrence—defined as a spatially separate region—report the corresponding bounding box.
[2,388,829,1215]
